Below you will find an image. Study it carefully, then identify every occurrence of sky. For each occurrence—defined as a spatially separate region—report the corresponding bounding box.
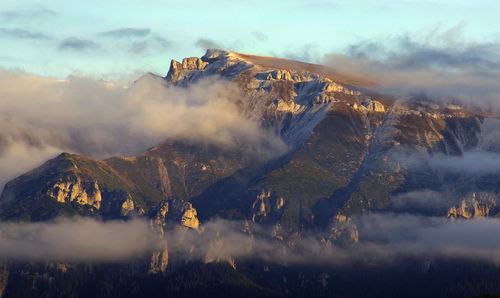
[0,0,499,83]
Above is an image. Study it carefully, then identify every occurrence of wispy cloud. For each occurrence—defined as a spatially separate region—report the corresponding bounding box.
[0,7,56,21]
[99,28,151,38]
[251,31,268,41]
[59,37,100,51]
[0,28,50,40]
[127,36,170,55]
[195,38,221,49]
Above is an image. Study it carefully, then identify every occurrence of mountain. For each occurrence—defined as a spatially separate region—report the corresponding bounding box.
[2,49,500,297]
[2,49,498,227]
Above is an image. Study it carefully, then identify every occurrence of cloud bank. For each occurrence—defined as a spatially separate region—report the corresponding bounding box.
[164,215,500,267]
[0,217,159,261]
[0,213,499,265]
[0,70,287,190]
[323,25,500,112]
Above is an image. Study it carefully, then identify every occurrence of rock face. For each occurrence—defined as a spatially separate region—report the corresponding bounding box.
[166,57,208,81]
[323,214,359,246]
[120,196,135,216]
[0,264,8,298]
[148,198,200,273]
[447,193,497,219]
[149,201,169,274]
[47,178,102,209]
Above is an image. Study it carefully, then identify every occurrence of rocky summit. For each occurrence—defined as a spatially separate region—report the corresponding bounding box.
[2,49,500,297]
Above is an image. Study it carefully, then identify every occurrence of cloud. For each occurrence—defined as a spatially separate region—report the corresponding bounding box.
[195,38,221,49]
[127,36,170,54]
[99,28,151,38]
[163,214,500,267]
[152,35,170,48]
[322,24,500,111]
[0,27,50,40]
[0,139,60,193]
[390,190,452,214]
[0,217,159,261]
[1,212,499,265]
[59,37,100,51]
[251,31,268,41]
[427,152,500,175]
[283,43,320,63]
[0,7,56,20]
[354,213,500,263]
[0,70,287,189]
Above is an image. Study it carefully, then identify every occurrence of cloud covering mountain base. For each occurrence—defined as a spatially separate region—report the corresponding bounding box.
[1,214,500,266]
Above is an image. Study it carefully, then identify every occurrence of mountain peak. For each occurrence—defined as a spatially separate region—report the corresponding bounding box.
[166,49,374,87]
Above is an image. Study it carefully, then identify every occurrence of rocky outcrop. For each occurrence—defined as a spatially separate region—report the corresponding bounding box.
[166,57,208,82]
[323,214,359,246]
[447,193,497,219]
[181,203,200,229]
[149,201,169,274]
[156,158,172,200]
[148,199,201,273]
[47,177,102,209]
[0,264,8,298]
[121,196,135,216]
[361,98,385,112]
[252,190,270,222]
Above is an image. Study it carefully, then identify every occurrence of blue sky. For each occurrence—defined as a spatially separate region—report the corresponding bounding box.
[0,0,499,82]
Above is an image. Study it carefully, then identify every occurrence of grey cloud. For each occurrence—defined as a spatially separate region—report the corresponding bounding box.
[0,7,56,20]
[390,190,453,214]
[0,217,159,261]
[428,152,500,175]
[251,31,268,41]
[59,37,100,51]
[163,215,500,266]
[195,38,221,49]
[127,36,170,54]
[128,41,149,54]
[99,28,151,38]
[152,35,170,48]
[0,28,50,40]
[354,213,500,262]
[283,43,320,63]
[2,212,500,264]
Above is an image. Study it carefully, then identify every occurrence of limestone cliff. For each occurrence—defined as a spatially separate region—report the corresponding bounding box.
[323,214,359,246]
[47,177,102,209]
[148,199,200,273]
[447,193,497,219]
[0,264,8,298]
